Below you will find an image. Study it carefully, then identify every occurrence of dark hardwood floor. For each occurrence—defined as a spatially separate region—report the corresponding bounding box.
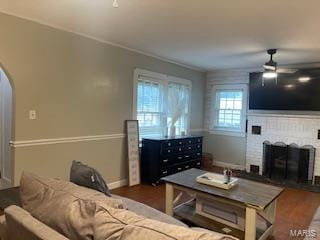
[112,177,320,240]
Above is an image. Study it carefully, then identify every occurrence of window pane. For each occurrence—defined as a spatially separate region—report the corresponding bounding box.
[137,80,163,138]
[214,90,243,130]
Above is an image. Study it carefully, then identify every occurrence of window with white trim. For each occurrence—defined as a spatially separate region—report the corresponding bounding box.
[134,69,191,139]
[211,84,247,137]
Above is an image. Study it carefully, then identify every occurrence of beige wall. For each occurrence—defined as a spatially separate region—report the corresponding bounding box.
[203,70,249,167]
[202,132,246,166]
[0,12,205,185]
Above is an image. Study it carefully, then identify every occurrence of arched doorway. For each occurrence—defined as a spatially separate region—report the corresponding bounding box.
[0,68,13,188]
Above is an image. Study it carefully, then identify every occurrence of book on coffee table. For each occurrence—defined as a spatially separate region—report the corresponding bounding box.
[196,172,238,190]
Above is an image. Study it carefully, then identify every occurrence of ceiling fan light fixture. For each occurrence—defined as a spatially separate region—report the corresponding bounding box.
[298,77,311,83]
[263,70,278,79]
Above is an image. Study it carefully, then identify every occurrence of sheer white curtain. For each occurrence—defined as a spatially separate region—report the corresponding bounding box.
[167,82,191,136]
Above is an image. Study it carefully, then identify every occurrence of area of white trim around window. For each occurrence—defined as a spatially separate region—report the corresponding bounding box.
[132,68,192,137]
[210,84,248,138]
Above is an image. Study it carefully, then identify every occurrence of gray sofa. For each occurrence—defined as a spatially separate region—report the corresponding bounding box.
[0,172,235,240]
[0,195,187,240]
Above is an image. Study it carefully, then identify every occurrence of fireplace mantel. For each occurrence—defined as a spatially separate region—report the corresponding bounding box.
[247,112,320,119]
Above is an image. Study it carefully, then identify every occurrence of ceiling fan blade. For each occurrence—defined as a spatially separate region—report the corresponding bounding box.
[264,64,276,70]
[276,68,298,74]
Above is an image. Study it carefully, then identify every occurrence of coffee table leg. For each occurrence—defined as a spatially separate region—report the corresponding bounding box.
[165,183,174,216]
[245,207,256,240]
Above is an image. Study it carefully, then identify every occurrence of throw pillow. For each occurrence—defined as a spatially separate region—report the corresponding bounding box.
[70,160,111,197]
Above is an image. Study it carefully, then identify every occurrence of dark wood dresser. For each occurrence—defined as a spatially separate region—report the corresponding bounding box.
[141,136,203,185]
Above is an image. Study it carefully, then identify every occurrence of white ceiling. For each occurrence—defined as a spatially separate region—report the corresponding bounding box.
[0,0,320,71]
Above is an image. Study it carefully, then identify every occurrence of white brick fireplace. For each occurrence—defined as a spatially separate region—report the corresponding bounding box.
[246,113,320,180]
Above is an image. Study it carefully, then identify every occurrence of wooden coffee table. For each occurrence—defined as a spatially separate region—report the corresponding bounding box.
[162,168,284,240]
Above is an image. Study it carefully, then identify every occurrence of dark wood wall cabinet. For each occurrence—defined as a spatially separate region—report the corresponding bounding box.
[141,136,203,185]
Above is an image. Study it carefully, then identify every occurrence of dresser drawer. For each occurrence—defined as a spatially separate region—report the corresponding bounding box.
[174,146,184,154]
[194,152,202,158]
[175,153,199,163]
[161,140,175,148]
[183,162,192,170]
[193,137,203,144]
[175,139,185,146]
[184,145,194,151]
[184,144,202,152]
[176,154,184,162]
[173,165,185,172]
[159,168,172,178]
[195,144,202,150]
[159,157,171,166]
[161,147,174,155]
[192,160,201,168]
[183,153,192,160]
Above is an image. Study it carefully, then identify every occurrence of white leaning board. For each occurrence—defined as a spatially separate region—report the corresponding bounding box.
[126,120,141,186]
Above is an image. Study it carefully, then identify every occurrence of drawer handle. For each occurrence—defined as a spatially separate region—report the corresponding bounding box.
[167,149,171,153]
[163,159,169,163]
[197,153,201,156]
[177,167,182,171]
[188,147,192,150]
[185,165,190,169]
[179,141,182,145]
[185,155,190,158]
[178,156,183,160]
[197,162,200,165]
[197,145,201,148]
[178,148,182,151]
[162,171,168,174]
[188,140,192,143]
[168,142,171,146]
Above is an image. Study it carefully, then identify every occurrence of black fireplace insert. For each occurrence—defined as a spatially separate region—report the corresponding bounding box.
[263,141,315,184]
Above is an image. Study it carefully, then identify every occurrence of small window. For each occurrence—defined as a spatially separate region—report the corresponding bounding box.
[211,84,247,137]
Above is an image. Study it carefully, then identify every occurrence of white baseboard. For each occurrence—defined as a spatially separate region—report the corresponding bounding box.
[107,179,128,190]
[213,161,246,170]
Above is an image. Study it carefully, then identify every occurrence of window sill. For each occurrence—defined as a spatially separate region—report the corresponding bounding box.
[209,129,246,138]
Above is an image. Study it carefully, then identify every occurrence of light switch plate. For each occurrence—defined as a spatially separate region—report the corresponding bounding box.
[29,110,36,120]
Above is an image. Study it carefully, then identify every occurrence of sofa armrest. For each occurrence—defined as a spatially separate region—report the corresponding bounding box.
[0,214,8,240]
[5,205,69,240]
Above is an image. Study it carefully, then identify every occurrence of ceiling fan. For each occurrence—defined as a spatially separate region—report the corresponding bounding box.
[262,49,297,79]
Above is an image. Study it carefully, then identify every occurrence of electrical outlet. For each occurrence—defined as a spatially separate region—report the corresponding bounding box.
[29,110,37,120]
